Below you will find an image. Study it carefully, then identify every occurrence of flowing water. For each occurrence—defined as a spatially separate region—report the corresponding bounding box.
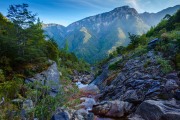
[75,81,122,120]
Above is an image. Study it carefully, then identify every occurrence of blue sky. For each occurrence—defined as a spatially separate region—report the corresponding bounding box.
[0,0,179,26]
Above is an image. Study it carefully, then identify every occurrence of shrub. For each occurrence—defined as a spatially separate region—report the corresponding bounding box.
[108,62,119,70]
[133,45,147,57]
[144,60,151,68]
[157,57,173,74]
[0,69,5,82]
[0,77,23,99]
[108,59,123,70]
[175,53,180,70]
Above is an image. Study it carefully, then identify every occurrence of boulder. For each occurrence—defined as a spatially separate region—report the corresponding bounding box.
[123,90,144,103]
[25,61,60,97]
[23,99,33,111]
[160,113,180,120]
[175,90,180,100]
[80,85,100,96]
[147,38,160,49]
[91,100,133,118]
[51,108,70,120]
[166,72,179,80]
[72,109,94,120]
[132,99,180,120]
[165,79,179,91]
[128,114,145,120]
[76,97,96,110]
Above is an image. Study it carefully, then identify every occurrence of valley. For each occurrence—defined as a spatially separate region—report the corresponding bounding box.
[0,1,180,120]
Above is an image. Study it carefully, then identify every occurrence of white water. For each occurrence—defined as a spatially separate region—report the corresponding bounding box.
[75,81,88,88]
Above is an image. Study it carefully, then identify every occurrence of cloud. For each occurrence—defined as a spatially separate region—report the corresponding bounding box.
[125,0,143,12]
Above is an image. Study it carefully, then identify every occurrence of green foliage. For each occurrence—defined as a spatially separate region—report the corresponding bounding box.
[7,3,36,28]
[25,81,63,119]
[108,59,123,70]
[108,61,119,70]
[146,26,155,37]
[0,3,90,119]
[175,53,180,70]
[157,57,173,74]
[0,77,23,99]
[154,20,168,32]
[143,60,151,68]
[128,32,140,48]
[132,45,148,57]
[64,39,69,52]
[116,46,126,55]
[0,69,5,82]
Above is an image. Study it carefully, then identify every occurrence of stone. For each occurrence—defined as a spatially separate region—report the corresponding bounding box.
[147,38,160,49]
[140,74,152,79]
[25,61,60,97]
[51,108,70,120]
[147,51,154,58]
[77,97,96,110]
[134,99,180,120]
[128,114,145,120]
[166,72,179,80]
[91,100,133,118]
[72,109,94,120]
[123,90,144,103]
[23,99,33,111]
[80,85,100,96]
[175,90,180,100]
[160,113,180,120]
[72,79,78,82]
[165,79,179,91]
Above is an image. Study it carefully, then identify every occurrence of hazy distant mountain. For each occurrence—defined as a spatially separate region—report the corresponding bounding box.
[43,5,180,63]
[43,23,66,45]
[140,5,180,27]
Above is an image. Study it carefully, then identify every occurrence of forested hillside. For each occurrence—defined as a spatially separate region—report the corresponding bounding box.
[0,4,89,119]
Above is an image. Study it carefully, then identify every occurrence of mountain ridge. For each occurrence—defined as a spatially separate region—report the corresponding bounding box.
[43,5,180,63]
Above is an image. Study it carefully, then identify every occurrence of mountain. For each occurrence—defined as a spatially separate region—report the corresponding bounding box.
[140,5,180,26]
[42,23,66,45]
[43,5,180,63]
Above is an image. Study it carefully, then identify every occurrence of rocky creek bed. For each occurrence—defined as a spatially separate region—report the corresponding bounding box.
[62,52,179,120]
[50,51,180,120]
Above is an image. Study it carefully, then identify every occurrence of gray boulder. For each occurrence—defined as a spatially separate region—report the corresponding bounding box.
[132,99,180,120]
[91,100,133,118]
[72,109,94,120]
[51,112,69,120]
[51,108,70,120]
[25,61,60,97]
[165,79,179,91]
[123,90,144,103]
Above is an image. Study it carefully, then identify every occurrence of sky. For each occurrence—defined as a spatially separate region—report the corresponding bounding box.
[0,0,179,26]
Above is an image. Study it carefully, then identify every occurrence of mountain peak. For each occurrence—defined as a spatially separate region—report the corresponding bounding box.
[114,5,130,10]
[112,5,138,15]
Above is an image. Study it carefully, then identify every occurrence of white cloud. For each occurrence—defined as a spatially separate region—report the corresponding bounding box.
[125,0,143,12]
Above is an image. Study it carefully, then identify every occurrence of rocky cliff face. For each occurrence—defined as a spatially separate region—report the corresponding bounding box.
[43,5,180,63]
[88,50,180,119]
